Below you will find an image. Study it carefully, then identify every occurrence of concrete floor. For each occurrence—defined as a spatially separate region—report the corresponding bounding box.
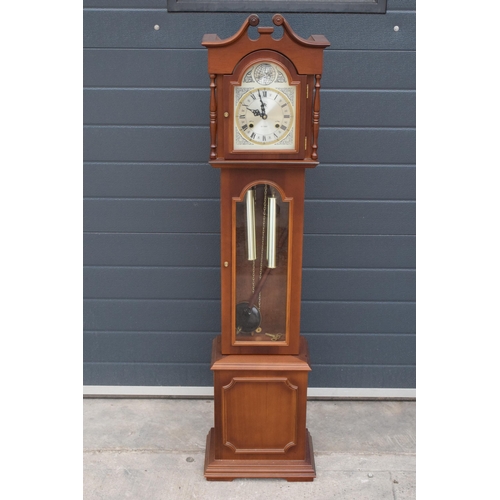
[83,399,416,499]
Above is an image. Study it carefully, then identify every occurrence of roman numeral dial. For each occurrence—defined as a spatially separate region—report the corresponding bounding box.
[235,88,294,146]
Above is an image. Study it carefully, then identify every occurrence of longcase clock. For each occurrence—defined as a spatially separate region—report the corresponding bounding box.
[202,14,329,481]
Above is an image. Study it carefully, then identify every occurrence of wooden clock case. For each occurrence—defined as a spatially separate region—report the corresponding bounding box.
[202,14,329,481]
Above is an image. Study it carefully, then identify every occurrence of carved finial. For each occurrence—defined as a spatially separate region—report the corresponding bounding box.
[273,14,284,26]
[248,14,260,27]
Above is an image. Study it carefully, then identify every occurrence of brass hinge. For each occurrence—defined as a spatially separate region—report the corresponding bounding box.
[306,84,309,99]
[305,137,307,150]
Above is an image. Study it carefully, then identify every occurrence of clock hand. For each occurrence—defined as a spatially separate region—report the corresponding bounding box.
[257,89,267,119]
[243,104,263,117]
[257,89,265,109]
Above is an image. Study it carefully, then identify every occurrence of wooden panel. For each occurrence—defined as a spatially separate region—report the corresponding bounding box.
[83,11,415,51]
[222,377,298,453]
[204,427,315,481]
[84,49,415,90]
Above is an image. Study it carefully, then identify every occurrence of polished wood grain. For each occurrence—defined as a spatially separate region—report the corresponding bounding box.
[202,14,329,76]
[220,50,307,161]
[205,336,315,481]
[312,74,321,160]
[222,376,298,454]
[209,74,217,159]
[204,428,316,482]
[202,14,329,163]
[202,15,327,481]
[211,335,311,371]
[212,336,310,462]
[219,168,305,355]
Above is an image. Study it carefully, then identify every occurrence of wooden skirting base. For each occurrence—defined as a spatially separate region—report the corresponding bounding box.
[204,427,316,482]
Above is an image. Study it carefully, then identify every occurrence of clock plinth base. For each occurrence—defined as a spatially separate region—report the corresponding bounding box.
[204,427,316,482]
[205,336,315,482]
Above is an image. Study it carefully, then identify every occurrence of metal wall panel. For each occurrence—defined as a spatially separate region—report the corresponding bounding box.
[84,300,414,334]
[84,332,415,366]
[83,199,414,234]
[83,89,416,127]
[83,233,415,268]
[83,233,221,266]
[308,165,415,200]
[82,1,415,10]
[83,11,415,50]
[83,163,415,200]
[84,49,415,89]
[165,0,388,14]
[83,127,415,163]
[84,267,415,301]
[83,362,415,388]
[302,235,415,268]
[83,0,416,389]
[83,163,220,198]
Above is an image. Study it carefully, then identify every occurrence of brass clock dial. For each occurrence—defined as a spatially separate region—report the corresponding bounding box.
[233,61,297,151]
[235,88,294,146]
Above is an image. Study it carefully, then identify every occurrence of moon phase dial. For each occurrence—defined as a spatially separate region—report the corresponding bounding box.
[253,63,277,85]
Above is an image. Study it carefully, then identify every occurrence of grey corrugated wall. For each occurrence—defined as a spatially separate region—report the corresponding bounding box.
[83,0,416,389]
